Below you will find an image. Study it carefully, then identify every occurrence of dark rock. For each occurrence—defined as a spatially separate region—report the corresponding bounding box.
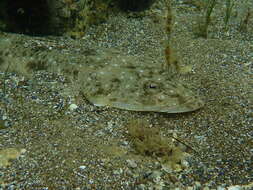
[118,0,155,12]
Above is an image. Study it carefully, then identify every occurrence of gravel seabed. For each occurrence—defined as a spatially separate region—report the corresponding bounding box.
[0,0,252,189]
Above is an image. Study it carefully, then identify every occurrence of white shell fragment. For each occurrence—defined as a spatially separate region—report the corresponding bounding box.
[69,103,78,111]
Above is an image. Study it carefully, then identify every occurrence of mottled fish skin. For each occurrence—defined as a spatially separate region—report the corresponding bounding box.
[81,50,204,113]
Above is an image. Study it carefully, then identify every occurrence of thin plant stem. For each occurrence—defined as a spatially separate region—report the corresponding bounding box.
[224,0,235,30]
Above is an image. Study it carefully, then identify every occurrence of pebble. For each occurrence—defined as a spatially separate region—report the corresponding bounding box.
[121,140,129,146]
[69,103,78,111]
[79,165,86,170]
[137,184,146,190]
[227,186,242,190]
[181,159,190,168]
[113,168,123,175]
[148,171,162,184]
[126,159,137,168]
[194,181,201,190]
[217,186,226,190]
[2,115,7,120]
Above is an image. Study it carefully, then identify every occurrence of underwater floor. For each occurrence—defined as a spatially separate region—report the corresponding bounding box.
[0,0,252,189]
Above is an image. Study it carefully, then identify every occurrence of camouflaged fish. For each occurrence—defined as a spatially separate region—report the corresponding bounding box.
[0,34,203,113]
[80,50,204,113]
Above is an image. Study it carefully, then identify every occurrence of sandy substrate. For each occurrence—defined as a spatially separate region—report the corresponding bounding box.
[0,0,252,189]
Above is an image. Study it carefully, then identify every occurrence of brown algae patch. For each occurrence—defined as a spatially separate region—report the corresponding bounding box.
[126,119,187,171]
